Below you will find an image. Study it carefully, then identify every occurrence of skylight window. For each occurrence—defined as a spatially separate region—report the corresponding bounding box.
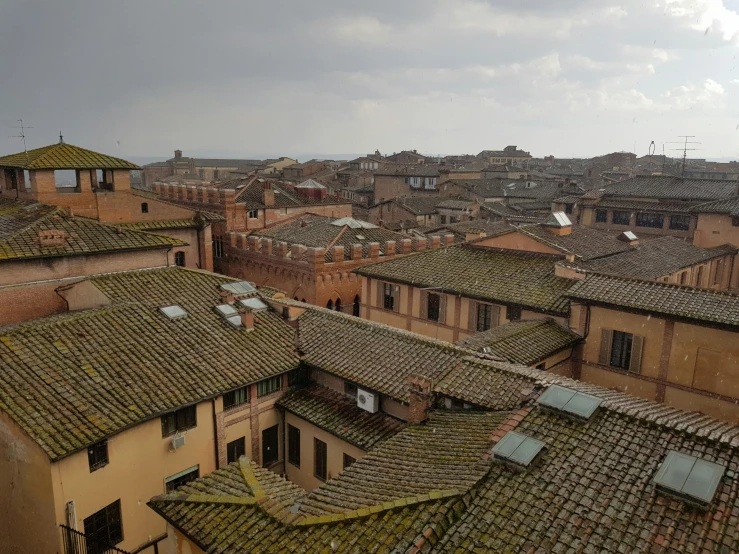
[221,281,257,296]
[537,385,602,421]
[238,298,268,311]
[491,431,545,468]
[225,315,243,329]
[653,451,725,507]
[159,305,187,320]
[214,304,238,317]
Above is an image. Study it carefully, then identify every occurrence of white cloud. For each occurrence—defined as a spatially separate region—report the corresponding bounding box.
[662,0,739,42]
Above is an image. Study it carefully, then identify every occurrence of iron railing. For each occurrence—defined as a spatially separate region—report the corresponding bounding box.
[60,525,131,554]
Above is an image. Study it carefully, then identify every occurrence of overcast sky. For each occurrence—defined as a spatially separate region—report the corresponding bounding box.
[1,0,739,161]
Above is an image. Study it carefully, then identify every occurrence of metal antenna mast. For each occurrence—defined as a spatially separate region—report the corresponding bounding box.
[665,136,700,177]
[9,119,33,164]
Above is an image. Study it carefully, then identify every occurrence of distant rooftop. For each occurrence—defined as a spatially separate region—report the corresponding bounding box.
[0,142,139,170]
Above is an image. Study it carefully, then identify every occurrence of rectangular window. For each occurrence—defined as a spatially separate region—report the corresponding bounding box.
[669,215,691,231]
[344,381,358,398]
[440,215,447,224]
[288,424,300,467]
[84,500,123,554]
[165,466,200,492]
[610,331,633,369]
[174,251,185,267]
[506,305,521,321]
[248,209,259,219]
[198,169,205,179]
[383,283,395,311]
[88,440,109,472]
[636,212,664,229]
[257,375,282,397]
[427,292,441,322]
[564,203,573,214]
[595,209,607,223]
[213,169,219,179]
[314,438,327,481]
[227,437,246,464]
[262,425,279,466]
[477,303,494,332]
[343,453,356,470]
[213,236,224,258]
[612,211,630,225]
[161,405,197,437]
[223,386,250,410]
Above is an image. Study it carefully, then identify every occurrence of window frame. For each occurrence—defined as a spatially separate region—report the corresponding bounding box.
[213,236,225,258]
[427,292,441,322]
[83,500,123,554]
[165,465,200,492]
[669,214,691,231]
[174,251,185,267]
[609,330,634,370]
[262,424,279,466]
[635,212,665,229]
[477,303,494,332]
[288,424,301,467]
[343,453,356,470]
[383,283,396,311]
[257,375,283,397]
[88,440,109,472]
[506,305,522,321]
[223,386,250,410]
[140,202,149,214]
[227,437,246,464]
[314,438,328,481]
[248,209,259,219]
[161,405,197,438]
[595,209,608,223]
[612,210,630,225]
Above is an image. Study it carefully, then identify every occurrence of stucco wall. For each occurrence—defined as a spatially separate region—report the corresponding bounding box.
[475,232,562,255]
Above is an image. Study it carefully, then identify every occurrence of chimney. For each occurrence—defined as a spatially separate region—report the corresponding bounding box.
[443,234,455,246]
[332,245,345,262]
[385,240,396,257]
[240,309,254,332]
[263,181,275,207]
[174,149,182,159]
[416,238,427,251]
[430,236,441,249]
[368,242,380,259]
[400,239,412,255]
[407,375,432,424]
[351,243,363,260]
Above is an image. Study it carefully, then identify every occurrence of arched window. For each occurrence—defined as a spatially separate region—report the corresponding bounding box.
[174,252,185,267]
[141,202,149,214]
[301,298,306,303]
[353,295,361,317]
[335,298,341,312]
[326,300,333,310]
[294,296,299,301]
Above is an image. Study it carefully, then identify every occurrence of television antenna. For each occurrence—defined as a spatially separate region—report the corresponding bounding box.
[9,119,33,164]
[666,136,700,177]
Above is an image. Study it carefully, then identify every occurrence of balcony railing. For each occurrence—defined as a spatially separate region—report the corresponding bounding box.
[60,525,131,554]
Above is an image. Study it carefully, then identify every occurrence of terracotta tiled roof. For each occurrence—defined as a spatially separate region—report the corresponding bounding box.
[480,202,545,223]
[0,268,300,460]
[0,142,139,169]
[0,198,185,261]
[117,219,200,231]
[516,223,632,260]
[421,219,512,242]
[455,319,581,365]
[596,198,699,213]
[277,386,405,450]
[298,410,505,516]
[692,196,739,216]
[577,236,737,280]
[219,177,348,208]
[354,244,572,315]
[567,273,739,328]
[602,175,737,200]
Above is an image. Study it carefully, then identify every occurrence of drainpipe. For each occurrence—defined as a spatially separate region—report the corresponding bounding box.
[212,399,220,469]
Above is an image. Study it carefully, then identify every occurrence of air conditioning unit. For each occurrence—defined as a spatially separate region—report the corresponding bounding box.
[171,434,186,450]
[357,389,379,413]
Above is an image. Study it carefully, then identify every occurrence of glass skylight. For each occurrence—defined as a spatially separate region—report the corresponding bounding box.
[238,298,268,311]
[491,431,545,468]
[653,451,725,506]
[214,304,238,317]
[537,385,603,421]
[159,305,187,320]
[221,281,257,296]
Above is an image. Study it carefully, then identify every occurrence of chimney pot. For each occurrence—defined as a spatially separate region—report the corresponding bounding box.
[241,309,254,331]
[407,375,432,424]
[385,240,396,257]
[368,242,380,259]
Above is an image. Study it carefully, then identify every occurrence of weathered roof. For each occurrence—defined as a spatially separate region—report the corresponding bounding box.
[421,219,512,243]
[218,177,348,208]
[277,386,405,451]
[596,198,699,213]
[601,175,737,200]
[567,273,739,328]
[516,222,632,261]
[374,165,440,177]
[692,196,739,216]
[0,142,139,170]
[354,244,572,315]
[455,319,581,365]
[390,196,458,215]
[480,202,545,223]
[436,199,476,210]
[0,268,300,461]
[0,198,185,261]
[577,236,738,280]
[254,214,414,261]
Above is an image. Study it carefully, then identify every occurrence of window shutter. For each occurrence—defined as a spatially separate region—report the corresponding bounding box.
[393,285,400,312]
[439,294,447,324]
[598,329,613,365]
[419,290,428,320]
[490,305,500,328]
[629,335,643,374]
[468,301,478,330]
[376,281,383,308]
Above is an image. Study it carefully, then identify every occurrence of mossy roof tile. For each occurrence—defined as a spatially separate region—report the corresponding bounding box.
[0,142,139,169]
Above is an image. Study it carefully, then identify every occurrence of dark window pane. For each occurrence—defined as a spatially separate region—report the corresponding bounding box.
[315,438,327,480]
[343,453,356,470]
[88,440,109,472]
[227,437,246,464]
[83,500,123,554]
[288,425,301,467]
[165,467,199,492]
[262,425,279,466]
[506,306,521,321]
[477,304,493,332]
[224,387,250,410]
[595,209,607,223]
[612,211,630,225]
[174,251,185,266]
[636,212,664,228]
[670,215,691,231]
[257,375,282,397]
[564,203,573,214]
[610,331,633,369]
[427,293,440,321]
[161,406,197,437]
[383,283,395,311]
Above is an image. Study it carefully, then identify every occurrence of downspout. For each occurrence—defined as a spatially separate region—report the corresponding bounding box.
[212,399,220,469]
[166,246,173,267]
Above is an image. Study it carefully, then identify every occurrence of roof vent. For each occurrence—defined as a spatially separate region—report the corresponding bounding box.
[536,385,602,421]
[491,431,546,470]
[653,451,725,508]
[159,305,188,320]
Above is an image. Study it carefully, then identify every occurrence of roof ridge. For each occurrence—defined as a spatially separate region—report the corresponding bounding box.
[148,493,257,506]
[570,272,739,300]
